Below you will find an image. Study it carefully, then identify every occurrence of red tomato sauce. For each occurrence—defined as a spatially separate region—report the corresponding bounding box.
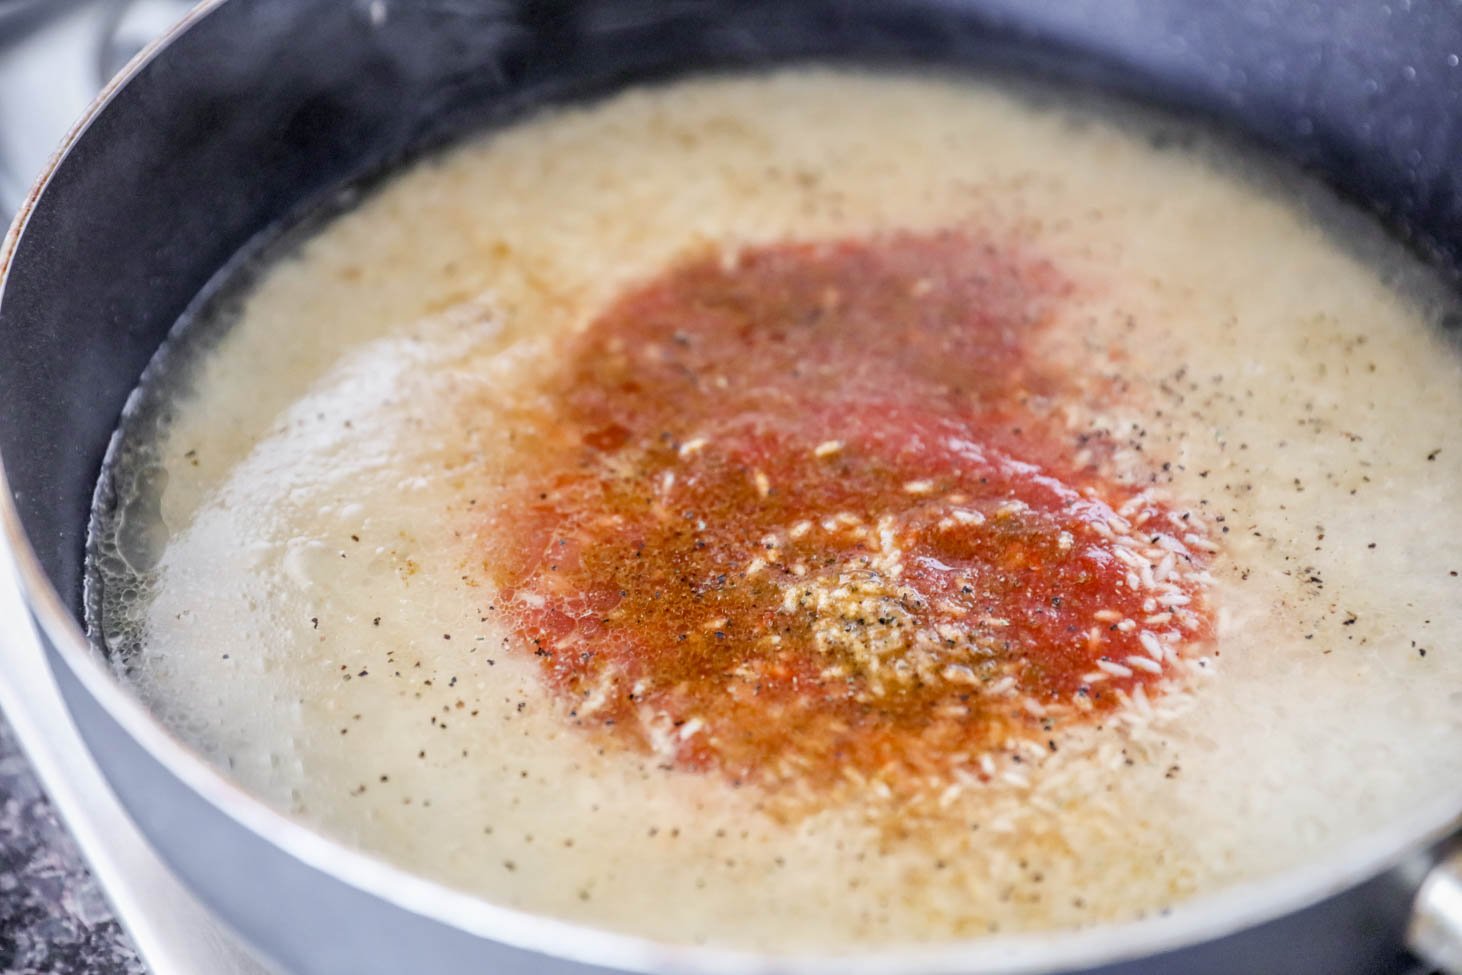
[484,231,1213,797]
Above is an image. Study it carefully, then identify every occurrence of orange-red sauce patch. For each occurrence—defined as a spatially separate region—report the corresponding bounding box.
[483,231,1213,797]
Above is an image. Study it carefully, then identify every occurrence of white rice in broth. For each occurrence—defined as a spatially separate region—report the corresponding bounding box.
[89,69,1462,952]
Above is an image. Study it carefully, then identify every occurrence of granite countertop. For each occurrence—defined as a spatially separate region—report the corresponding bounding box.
[0,715,141,975]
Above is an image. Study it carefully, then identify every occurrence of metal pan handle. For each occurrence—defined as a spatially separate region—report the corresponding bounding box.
[1410,840,1462,974]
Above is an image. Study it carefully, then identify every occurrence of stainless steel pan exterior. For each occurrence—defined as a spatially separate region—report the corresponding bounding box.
[1,1,1459,972]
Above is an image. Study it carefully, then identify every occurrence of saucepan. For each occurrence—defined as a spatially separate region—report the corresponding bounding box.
[0,1,1459,972]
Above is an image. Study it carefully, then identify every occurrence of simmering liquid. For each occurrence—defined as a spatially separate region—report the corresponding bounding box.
[89,69,1462,951]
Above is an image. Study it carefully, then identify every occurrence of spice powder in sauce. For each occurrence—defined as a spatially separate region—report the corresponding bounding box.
[483,230,1217,807]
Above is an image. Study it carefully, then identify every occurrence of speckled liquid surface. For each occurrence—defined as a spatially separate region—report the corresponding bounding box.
[88,69,1462,953]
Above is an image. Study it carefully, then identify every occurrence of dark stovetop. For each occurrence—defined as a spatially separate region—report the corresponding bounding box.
[0,714,141,975]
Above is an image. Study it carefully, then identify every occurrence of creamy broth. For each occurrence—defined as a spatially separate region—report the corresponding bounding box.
[90,69,1462,951]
